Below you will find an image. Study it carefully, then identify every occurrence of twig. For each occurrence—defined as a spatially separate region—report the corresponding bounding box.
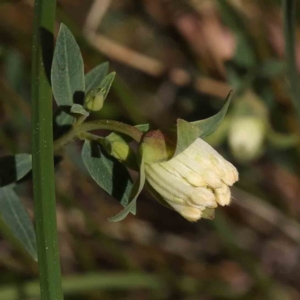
[83,0,112,34]
[83,3,231,99]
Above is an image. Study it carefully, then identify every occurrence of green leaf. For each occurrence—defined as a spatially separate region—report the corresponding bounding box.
[98,72,116,101]
[0,154,32,187]
[109,158,145,222]
[82,140,133,207]
[136,124,150,132]
[70,104,89,116]
[160,92,232,159]
[0,186,37,260]
[51,24,85,108]
[53,110,75,139]
[173,119,201,157]
[85,62,109,93]
[192,91,232,138]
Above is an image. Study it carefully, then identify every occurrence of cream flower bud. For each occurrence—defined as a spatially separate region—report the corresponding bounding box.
[228,90,268,162]
[228,117,265,162]
[145,138,238,222]
[85,88,106,112]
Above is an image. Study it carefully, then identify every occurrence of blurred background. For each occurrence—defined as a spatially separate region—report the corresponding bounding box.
[1,0,300,299]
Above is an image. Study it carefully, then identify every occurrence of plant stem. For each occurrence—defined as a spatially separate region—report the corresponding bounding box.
[31,0,64,299]
[53,120,143,151]
[283,0,300,122]
[0,272,164,300]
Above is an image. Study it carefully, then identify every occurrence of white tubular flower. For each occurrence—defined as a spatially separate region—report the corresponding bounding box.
[144,138,238,222]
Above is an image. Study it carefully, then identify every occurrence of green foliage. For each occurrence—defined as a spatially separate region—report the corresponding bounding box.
[173,119,202,157]
[0,154,37,259]
[53,110,75,140]
[0,185,37,260]
[70,103,89,116]
[96,72,116,101]
[108,158,145,222]
[81,140,133,208]
[0,154,32,187]
[192,91,232,138]
[51,24,85,108]
[85,62,109,92]
[0,21,233,245]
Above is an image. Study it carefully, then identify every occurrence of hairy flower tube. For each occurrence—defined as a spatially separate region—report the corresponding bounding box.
[144,138,238,222]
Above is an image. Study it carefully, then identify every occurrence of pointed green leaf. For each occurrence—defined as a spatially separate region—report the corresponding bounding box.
[136,124,150,132]
[85,62,109,93]
[70,104,89,116]
[192,91,232,138]
[0,186,37,260]
[0,154,32,187]
[82,140,133,207]
[173,119,202,157]
[109,158,145,222]
[155,92,232,160]
[98,72,116,101]
[51,24,85,108]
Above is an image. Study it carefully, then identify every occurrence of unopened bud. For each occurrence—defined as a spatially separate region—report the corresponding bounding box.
[229,117,265,162]
[228,90,268,162]
[104,140,130,162]
[85,88,106,112]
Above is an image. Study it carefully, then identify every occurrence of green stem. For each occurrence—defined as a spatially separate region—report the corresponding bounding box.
[74,114,88,126]
[54,120,143,151]
[0,273,164,300]
[283,0,300,122]
[31,0,64,299]
[78,132,104,143]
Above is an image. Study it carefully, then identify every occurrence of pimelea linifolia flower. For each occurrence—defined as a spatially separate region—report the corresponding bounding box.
[145,138,238,222]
